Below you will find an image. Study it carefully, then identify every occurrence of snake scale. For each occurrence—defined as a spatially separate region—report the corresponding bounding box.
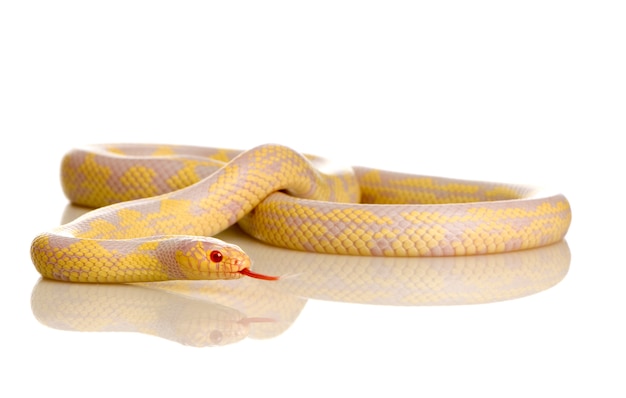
[30,144,571,283]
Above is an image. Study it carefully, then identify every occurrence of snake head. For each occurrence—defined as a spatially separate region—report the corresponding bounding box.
[173,237,251,280]
[172,237,278,280]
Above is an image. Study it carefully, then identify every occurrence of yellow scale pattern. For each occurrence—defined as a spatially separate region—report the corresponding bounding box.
[31,144,571,283]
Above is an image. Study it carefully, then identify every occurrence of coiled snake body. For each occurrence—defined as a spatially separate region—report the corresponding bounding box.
[30,144,571,283]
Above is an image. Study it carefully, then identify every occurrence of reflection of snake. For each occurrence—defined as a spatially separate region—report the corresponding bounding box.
[31,278,307,346]
[30,144,571,283]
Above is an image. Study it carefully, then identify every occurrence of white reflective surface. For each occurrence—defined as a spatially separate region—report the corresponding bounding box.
[1,1,624,397]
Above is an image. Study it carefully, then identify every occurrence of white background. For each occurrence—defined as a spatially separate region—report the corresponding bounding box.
[1,1,624,397]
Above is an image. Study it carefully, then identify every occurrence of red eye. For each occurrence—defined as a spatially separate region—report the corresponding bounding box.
[209,250,223,263]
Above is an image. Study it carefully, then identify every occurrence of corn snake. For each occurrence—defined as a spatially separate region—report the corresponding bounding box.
[30,144,571,283]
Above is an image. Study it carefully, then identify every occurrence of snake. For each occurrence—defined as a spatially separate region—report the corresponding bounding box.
[30,143,572,283]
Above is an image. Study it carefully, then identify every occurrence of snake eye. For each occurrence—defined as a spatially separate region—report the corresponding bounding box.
[209,250,223,263]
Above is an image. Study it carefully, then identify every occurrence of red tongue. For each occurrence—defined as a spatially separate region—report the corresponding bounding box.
[239,268,280,281]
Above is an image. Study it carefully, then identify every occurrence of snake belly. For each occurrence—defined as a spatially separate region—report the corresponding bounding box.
[30,143,572,283]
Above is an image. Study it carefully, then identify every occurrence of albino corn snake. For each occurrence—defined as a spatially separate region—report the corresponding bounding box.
[30,144,571,283]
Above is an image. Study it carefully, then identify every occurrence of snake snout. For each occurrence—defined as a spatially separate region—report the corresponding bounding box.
[220,243,279,280]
